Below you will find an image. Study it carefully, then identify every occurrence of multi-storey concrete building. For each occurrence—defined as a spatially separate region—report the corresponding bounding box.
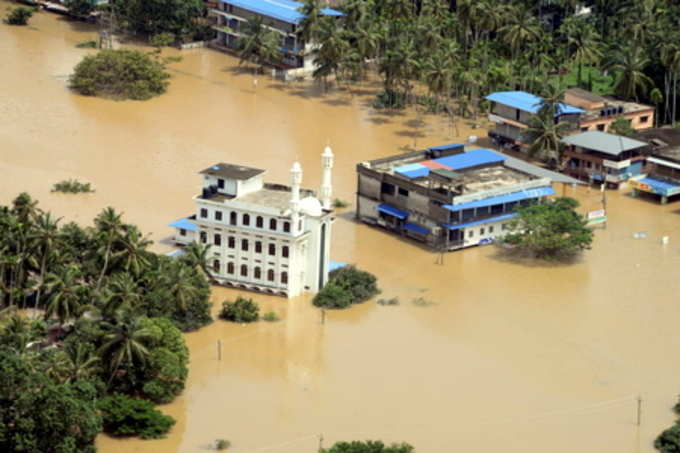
[170,148,335,298]
[629,128,680,203]
[561,130,648,188]
[209,0,342,73]
[356,144,579,251]
[565,88,655,133]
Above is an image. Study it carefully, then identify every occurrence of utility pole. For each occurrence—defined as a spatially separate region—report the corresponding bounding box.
[601,183,607,230]
[636,395,642,427]
[318,433,324,452]
[320,309,325,325]
[217,339,222,361]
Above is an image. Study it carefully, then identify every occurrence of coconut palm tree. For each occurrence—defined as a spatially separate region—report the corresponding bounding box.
[499,6,541,59]
[605,45,655,101]
[117,226,151,277]
[101,272,141,316]
[298,0,324,45]
[562,18,602,87]
[44,265,87,326]
[31,212,61,310]
[313,17,350,88]
[182,241,212,280]
[94,207,124,290]
[98,310,154,382]
[168,264,200,312]
[525,111,571,168]
[58,343,101,384]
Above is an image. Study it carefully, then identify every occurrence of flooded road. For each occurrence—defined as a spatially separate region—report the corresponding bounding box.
[3,5,680,453]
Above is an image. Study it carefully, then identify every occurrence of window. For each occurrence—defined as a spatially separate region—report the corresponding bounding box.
[213,260,220,272]
[282,246,289,258]
[269,244,276,256]
[230,212,237,225]
[200,208,208,218]
[468,230,474,238]
[227,262,234,274]
[241,239,249,251]
[254,267,261,279]
[281,272,288,284]
[200,231,207,243]
[283,222,290,233]
[218,179,224,189]
[267,269,275,282]
[597,124,605,131]
[515,109,520,121]
[501,223,506,230]
[480,228,485,235]
[270,218,277,230]
[215,211,223,221]
[298,220,302,231]
[214,234,222,246]
[256,216,263,228]
[580,127,589,132]
[240,265,248,277]
[228,236,235,248]
[640,116,649,124]
[489,226,494,233]
[398,187,409,197]
[179,229,186,236]
[586,161,592,168]
[243,214,250,226]
[255,241,262,253]
[381,182,395,195]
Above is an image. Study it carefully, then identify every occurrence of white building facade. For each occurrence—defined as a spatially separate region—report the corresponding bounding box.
[171,150,334,298]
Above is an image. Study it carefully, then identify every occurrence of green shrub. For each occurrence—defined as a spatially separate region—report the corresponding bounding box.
[321,440,414,453]
[262,311,279,322]
[312,266,380,309]
[64,0,95,18]
[216,439,231,450]
[97,394,175,439]
[219,296,259,323]
[655,422,680,453]
[69,49,170,100]
[332,199,349,208]
[52,179,94,193]
[5,7,33,25]
[75,40,98,49]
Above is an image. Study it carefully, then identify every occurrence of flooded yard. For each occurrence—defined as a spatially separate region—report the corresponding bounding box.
[2,5,680,453]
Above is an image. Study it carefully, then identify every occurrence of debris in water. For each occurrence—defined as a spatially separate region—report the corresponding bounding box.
[633,232,648,239]
[411,297,436,307]
[377,297,400,306]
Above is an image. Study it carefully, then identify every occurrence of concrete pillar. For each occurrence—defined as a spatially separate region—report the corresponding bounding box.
[661,196,668,205]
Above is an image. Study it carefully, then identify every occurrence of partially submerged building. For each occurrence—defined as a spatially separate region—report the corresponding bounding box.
[629,129,680,203]
[356,144,579,251]
[169,148,335,298]
[565,88,655,133]
[209,0,342,74]
[561,131,648,188]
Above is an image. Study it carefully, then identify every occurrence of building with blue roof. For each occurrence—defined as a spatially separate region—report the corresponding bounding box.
[356,144,566,252]
[209,0,343,72]
[485,90,584,150]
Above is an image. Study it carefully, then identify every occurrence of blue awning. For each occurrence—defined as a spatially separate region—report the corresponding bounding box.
[443,186,555,212]
[638,177,680,195]
[444,213,518,230]
[377,204,409,219]
[168,217,198,231]
[428,143,464,152]
[404,222,430,235]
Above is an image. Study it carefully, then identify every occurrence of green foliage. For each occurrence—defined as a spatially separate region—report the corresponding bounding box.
[150,32,176,48]
[52,179,94,193]
[64,0,96,18]
[97,394,175,439]
[609,117,635,136]
[312,266,380,309]
[220,296,259,323]
[115,0,203,38]
[216,439,231,450]
[0,348,102,453]
[333,198,349,208]
[502,197,594,261]
[656,422,680,453]
[75,40,98,49]
[5,7,33,25]
[321,440,414,453]
[262,311,279,322]
[69,49,170,100]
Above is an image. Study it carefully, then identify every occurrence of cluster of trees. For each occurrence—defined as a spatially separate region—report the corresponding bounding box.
[70,49,171,100]
[0,193,214,450]
[502,197,594,260]
[654,397,680,452]
[4,6,34,25]
[321,440,414,453]
[219,296,260,323]
[236,0,680,128]
[313,266,380,309]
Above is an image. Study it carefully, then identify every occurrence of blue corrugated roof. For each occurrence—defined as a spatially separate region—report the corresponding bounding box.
[377,203,409,219]
[428,143,465,152]
[168,217,198,231]
[485,91,585,116]
[404,222,430,235]
[444,186,555,212]
[639,177,680,195]
[444,213,518,230]
[219,0,343,25]
[396,167,430,179]
[433,148,505,171]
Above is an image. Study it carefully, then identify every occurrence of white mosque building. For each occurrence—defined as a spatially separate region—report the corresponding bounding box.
[169,147,335,298]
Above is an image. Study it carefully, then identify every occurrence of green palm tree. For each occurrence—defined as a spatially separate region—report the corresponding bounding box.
[313,17,349,87]
[59,343,101,383]
[237,17,283,72]
[605,46,654,101]
[525,111,571,168]
[118,226,151,277]
[44,265,87,326]
[169,264,200,312]
[298,0,323,45]
[102,272,141,316]
[499,6,541,59]
[98,310,154,382]
[182,241,211,279]
[562,18,602,86]
[31,212,61,310]
[94,207,124,290]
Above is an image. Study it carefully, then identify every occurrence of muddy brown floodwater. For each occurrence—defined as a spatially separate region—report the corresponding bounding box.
[3,5,680,453]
